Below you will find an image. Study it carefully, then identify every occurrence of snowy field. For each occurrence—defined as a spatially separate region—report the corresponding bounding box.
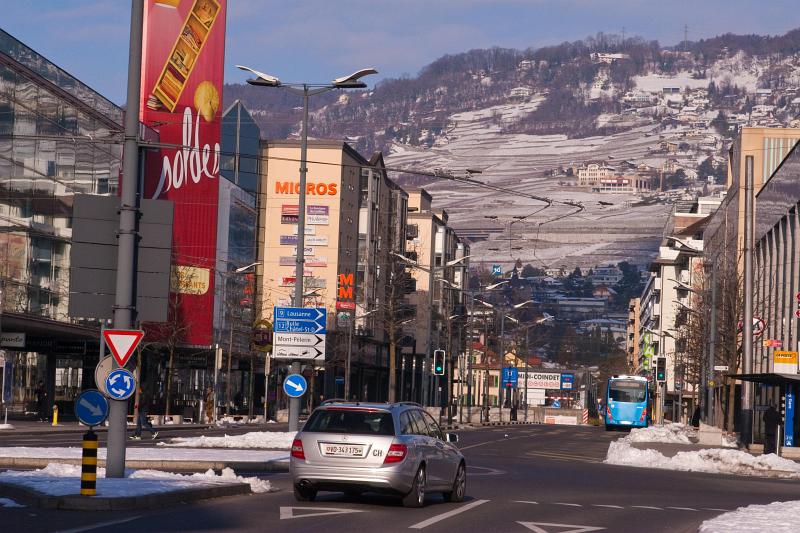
[700,500,800,533]
[158,431,295,449]
[605,423,800,479]
[0,463,270,497]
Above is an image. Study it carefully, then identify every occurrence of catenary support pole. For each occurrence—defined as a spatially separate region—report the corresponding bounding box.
[107,0,143,479]
[741,155,755,446]
[707,263,717,425]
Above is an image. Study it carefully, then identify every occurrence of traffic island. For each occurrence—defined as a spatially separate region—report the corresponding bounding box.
[0,464,273,510]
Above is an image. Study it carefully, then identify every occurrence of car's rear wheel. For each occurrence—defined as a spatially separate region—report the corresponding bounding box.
[443,462,466,503]
[402,466,426,508]
[294,484,317,502]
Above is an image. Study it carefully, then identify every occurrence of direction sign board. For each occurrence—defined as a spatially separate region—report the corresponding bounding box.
[104,368,136,400]
[74,389,109,427]
[274,307,326,334]
[713,365,730,371]
[274,333,325,348]
[102,329,144,367]
[502,367,519,388]
[283,374,308,398]
[560,373,575,390]
[273,345,324,360]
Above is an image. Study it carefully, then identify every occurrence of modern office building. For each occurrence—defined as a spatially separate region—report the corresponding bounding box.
[0,29,122,414]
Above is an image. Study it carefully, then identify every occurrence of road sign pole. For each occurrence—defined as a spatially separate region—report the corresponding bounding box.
[106,0,144,479]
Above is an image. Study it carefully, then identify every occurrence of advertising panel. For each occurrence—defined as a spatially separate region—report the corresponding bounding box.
[560,373,575,390]
[523,372,562,390]
[140,0,227,346]
[774,351,799,374]
[307,205,329,215]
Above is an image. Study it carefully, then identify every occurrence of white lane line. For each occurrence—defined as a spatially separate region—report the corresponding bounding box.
[408,499,490,529]
[513,500,539,505]
[703,508,731,512]
[631,505,663,510]
[667,507,697,511]
[55,517,142,533]
[592,504,624,509]
[553,502,582,507]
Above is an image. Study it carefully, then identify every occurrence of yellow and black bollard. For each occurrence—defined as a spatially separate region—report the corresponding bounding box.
[51,405,58,426]
[80,430,98,496]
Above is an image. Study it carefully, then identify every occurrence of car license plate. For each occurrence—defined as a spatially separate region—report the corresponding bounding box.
[621,421,632,425]
[321,443,365,457]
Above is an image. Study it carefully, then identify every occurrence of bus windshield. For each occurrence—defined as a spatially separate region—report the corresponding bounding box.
[608,380,647,403]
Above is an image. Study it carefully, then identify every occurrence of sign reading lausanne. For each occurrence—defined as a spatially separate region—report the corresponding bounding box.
[274,307,326,334]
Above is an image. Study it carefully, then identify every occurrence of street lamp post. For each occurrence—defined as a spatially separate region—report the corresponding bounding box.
[237,65,376,431]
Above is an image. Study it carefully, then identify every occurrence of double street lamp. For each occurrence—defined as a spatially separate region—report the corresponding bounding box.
[237,65,377,431]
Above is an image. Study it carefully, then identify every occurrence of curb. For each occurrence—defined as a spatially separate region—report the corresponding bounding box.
[2,424,215,437]
[0,457,290,473]
[0,480,252,511]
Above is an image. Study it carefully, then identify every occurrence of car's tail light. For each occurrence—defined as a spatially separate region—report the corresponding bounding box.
[384,443,407,464]
[639,407,648,422]
[291,438,305,460]
[606,406,612,421]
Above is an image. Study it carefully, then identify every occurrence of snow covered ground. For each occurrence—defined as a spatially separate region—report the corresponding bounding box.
[0,497,24,508]
[0,463,270,497]
[700,500,800,533]
[605,425,800,479]
[0,424,13,430]
[625,423,694,444]
[0,446,288,463]
[158,431,295,450]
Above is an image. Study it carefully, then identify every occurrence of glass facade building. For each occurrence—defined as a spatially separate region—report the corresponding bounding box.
[0,29,122,414]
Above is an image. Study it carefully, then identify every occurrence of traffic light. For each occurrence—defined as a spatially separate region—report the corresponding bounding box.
[655,357,666,382]
[433,350,445,375]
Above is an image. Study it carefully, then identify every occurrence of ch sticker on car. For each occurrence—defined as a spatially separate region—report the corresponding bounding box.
[373,449,384,457]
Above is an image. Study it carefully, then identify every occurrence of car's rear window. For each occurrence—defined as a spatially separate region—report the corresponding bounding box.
[305,409,395,435]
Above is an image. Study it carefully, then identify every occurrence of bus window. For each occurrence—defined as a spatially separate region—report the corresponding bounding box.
[609,380,646,403]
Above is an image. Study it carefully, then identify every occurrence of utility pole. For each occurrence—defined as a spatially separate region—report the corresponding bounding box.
[107,0,143,479]
[741,155,755,446]
[706,261,717,425]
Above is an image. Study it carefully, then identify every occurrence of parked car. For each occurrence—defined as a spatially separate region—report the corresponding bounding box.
[289,400,466,507]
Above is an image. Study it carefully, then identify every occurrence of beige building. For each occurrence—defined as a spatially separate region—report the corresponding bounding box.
[626,298,640,371]
[578,163,616,186]
[257,140,363,320]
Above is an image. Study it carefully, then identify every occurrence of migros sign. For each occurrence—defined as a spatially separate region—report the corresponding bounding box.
[275,181,338,196]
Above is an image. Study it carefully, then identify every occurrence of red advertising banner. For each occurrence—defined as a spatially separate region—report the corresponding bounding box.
[139,0,227,346]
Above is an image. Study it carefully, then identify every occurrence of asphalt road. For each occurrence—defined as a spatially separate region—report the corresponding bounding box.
[5,425,800,533]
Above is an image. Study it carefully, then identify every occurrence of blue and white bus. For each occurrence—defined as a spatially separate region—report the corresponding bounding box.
[604,375,649,430]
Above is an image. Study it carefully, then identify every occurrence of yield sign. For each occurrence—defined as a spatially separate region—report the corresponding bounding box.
[279,507,364,520]
[102,329,144,367]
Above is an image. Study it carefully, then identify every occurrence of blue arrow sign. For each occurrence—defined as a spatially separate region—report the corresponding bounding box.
[105,368,136,400]
[283,374,308,398]
[74,389,109,427]
[274,307,327,334]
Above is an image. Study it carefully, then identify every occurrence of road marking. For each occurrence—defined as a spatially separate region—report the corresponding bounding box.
[703,508,731,512]
[513,500,539,504]
[631,505,663,510]
[468,465,506,476]
[408,499,489,529]
[553,502,582,507]
[667,507,697,511]
[591,504,624,509]
[55,517,142,533]
[518,521,606,533]
[280,506,365,520]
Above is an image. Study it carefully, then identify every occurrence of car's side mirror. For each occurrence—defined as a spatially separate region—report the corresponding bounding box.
[446,433,459,444]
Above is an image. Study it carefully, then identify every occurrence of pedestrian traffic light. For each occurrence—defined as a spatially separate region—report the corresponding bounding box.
[433,350,445,375]
[655,357,666,382]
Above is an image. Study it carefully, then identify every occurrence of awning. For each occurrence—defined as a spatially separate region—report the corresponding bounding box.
[727,373,800,386]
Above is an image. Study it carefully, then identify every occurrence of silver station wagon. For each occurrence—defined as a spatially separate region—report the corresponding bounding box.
[290,401,466,507]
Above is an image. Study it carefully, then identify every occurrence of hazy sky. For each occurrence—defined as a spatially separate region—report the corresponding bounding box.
[3,0,799,104]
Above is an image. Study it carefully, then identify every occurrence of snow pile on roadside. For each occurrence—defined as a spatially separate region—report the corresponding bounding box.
[606,440,800,478]
[158,431,295,450]
[130,467,271,494]
[721,433,738,448]
[0,463,270,496]
[0,498,24,508]
[0,423,14,430]
[700,500,800,532]
[625,423,693,444]
[214,416,267,427]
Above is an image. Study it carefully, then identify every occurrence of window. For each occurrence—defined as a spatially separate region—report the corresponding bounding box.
[421,411,444,440]
[399,411,415,435]
[304,408,395,436]
[408,409,429,436]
